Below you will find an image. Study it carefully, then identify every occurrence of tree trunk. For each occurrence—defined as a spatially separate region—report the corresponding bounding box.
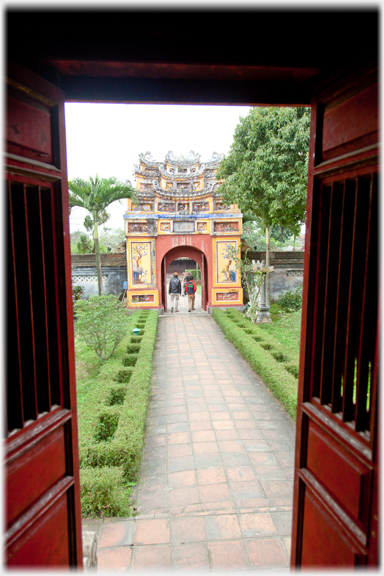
[265,226,270,307]
[94,214,102,295]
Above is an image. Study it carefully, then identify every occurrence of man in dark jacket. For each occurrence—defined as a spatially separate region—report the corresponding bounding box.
[168,271,181,312]
[186,276,197,312]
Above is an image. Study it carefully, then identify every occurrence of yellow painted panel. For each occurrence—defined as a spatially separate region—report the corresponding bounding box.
[214,238,240,286]
[128,240,153,288]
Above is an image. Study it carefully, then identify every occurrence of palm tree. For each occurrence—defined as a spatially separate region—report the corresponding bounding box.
[68,175,137,295]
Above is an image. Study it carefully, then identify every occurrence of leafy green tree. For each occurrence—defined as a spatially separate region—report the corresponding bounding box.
[74,295,130,363]
[68,175,136,294]
[77,233,93,254]
[99,227,126,251]
[70,230,87,245]
[242,221,301,252]
[217,106,310,302]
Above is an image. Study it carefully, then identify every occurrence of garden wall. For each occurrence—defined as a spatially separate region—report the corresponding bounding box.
[72,251,304,301]
[242,251,304,302]
[71,254,127,298]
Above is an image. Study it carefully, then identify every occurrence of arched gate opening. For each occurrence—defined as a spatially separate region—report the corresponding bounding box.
[160,244,208,313]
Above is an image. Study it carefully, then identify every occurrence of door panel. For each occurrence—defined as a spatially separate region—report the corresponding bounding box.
[291,62,378,567]
[5,62,82,567]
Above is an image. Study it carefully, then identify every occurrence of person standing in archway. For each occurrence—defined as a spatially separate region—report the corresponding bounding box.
[169,271,181,313]
[186,275,197,312]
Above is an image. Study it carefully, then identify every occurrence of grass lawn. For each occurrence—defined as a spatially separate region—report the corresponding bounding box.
[258,304,301,360]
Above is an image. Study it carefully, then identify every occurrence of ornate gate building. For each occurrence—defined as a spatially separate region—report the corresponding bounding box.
[124,151,244,311]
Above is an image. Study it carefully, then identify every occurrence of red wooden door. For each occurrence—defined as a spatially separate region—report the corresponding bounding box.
[5,62,83,567]
[291,61,379,566]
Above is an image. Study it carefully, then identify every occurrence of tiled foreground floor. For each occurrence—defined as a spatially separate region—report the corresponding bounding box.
[85,314,296,571]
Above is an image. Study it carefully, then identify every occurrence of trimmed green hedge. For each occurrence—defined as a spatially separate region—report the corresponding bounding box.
[80,467,130,518]
[212,309,298,420]
[77,309,158,517]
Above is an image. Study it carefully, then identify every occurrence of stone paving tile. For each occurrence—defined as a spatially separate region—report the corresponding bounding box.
[133,519,170,545]
[205,514,242,540]
[98,521,135,548]
[97,546,132,571]
[131,545,171,569]
[246,538,288,568]
[95,314,295,570]
[209,540,250,571]
[171,542,210,570]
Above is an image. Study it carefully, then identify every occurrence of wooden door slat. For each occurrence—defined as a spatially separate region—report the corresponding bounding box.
[7,183,24,433]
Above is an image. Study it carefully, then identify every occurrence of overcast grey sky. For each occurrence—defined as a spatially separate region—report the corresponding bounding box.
[65,103,251,232]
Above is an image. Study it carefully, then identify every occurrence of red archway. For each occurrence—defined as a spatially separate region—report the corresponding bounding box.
[159,242,209,312]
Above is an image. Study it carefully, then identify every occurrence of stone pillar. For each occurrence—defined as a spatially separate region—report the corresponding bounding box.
[256,274,272,323]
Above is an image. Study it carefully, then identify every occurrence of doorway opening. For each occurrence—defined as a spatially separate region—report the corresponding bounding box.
[160,245,208,313]
[166,258,201,314]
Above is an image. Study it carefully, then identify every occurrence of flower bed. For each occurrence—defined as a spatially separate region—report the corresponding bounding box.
[212,308,298,420]
[78,309,158,517]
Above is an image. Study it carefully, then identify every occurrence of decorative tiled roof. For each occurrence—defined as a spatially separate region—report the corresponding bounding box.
[133,151,224,200]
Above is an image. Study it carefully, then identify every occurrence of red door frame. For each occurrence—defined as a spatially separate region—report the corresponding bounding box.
[291,63,378,567]
[5,13,378,568]
[5,62,83,567]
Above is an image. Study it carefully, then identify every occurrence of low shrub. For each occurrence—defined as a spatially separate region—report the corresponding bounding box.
[80,467,130,518]
[131,336,142,344]
[114,369,133,383]
[107,386,127,406]
[74,295,131,363]
[94,409,120,442]
[213,309,298,420]
[122,355,138,367]
[271,351,288,363]
[278,285,303,312]
[127,344,141,354]
[285,361,299,379]
[260,342,272,351]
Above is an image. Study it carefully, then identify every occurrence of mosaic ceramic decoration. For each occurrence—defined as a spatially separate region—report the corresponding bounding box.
[216,291,239,301]
[158,202,175,212]
[192,200,210,212]
[128,222,154,233]
[132,294,155,303]
[214,221,239,233]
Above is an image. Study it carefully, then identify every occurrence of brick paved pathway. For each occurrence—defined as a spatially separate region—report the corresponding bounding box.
[87,314,296,571]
